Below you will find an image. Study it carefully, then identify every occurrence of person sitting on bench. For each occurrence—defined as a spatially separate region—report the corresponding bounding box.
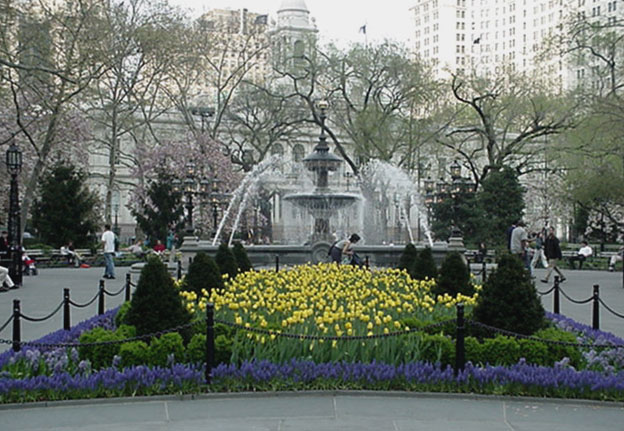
[568,241,592,270]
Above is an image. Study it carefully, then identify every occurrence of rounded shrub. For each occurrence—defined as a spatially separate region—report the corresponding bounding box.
[433,252,473,297]
[186,333,206,364]
[126,256,191,339]
[534,327,583,367]
[473,253,546,335]
[118,341,150,368]
[185,324,234,366]
[481,335,521,365]
[518,339,549,365]
[413,247,438,280]
[464,336,483,365]
[78,327,123,370]
[184,251,223,297]
[215,243,238,278]
[232,242,253,273]
[419,333,454,366]
[397,243,418,276]
[114,301,131,327]
[149,332,185,367]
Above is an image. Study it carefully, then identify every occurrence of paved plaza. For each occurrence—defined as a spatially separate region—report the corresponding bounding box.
[0,266,623,430]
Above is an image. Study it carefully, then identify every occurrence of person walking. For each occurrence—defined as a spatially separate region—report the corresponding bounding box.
[510,220,530,271]
[530,230,549,270]
[0,264,15,291]
[101,224,116,279]
[541,227,566,283]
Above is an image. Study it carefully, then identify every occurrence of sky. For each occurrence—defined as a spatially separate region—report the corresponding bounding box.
[168,0,414,46]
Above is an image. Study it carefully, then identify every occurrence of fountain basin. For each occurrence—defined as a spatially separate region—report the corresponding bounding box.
[283,192,361,218]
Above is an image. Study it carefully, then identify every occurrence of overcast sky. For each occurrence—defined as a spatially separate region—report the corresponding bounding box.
[168,0,414,46]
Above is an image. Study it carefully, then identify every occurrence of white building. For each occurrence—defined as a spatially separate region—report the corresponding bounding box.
[411,0,623,90]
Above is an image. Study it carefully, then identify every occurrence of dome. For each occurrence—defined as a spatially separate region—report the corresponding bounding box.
[278,0,309,12]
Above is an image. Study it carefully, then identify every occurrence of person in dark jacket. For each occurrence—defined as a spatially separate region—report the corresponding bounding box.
[541,227,566,283]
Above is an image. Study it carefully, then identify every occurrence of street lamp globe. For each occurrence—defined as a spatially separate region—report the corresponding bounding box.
[6,141,22,175]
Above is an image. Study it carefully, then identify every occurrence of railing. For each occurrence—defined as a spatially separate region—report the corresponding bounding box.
[535,275,624,330]
[0,274,134,352]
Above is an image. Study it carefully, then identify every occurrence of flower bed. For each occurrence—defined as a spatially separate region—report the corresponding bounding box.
[1,265,624,403]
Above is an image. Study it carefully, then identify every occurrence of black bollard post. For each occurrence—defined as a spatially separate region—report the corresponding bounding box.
[177,260,182,280]
[12,299,21,352]
[592,284,600,330]
[481,260,487,283]
[125,273,131,302]
[205,303,215,385]
[275,255,279,272]
[454,303,465,376]
[553,276,560,315]
[63,288,71,331]
[365,256,370,270]
[98,279,105,315]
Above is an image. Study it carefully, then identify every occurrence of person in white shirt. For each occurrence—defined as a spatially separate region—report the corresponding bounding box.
[101,224,116,279]
[568,241,593,270]
[609,246,623,272]
[0,265,15,291]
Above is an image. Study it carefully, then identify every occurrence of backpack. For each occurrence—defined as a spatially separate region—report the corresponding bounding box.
[328,241,338,256]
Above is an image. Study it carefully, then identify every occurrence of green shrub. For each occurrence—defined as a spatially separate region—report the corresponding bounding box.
[534,327,584,368]
[232,242,253,273]
[215,243,238,278]
[184,252,223,297]
[518,339,549,365]
[464,336,483,364]
[481,336,521,365]
[413,247,438,281]
[126,257,191,339]
[473,253,546,335]
[186,333,206,364]
[149,332,185,367]
[186,324,234,365]
[419,333,454,366]
[397,243,418,277]
[78,327,123,369]
[433,252,474,297]
[118,341,150,368]
[114,301,131,327]
[115,324,136,339]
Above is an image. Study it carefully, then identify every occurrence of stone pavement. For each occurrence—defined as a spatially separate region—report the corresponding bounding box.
[1,267,623,430]
[0,392,622,431]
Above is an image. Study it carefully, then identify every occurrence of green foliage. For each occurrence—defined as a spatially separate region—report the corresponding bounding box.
[118,341,150,368]
[131,171,183,243]
[481,336,521,366]
[433,252,473,297]
[148,333,185,367]
[126,257,191,338]
[114,301,131,327]
[115,324,136,339]
[31,162,100,248]
[186,323,234,365]
[78,327,123,370]
[183,252,223,297]
[473,253,546,335]
[186,334,206,364]
[431,193,482,242]
[232,242,253,273]
[397,243,418,276]
[413,247,438,280]
[534,327,584,368]
[474,167,525,247]
[215,243,238,278]
[517,339,549,365]
[419,333,454,366]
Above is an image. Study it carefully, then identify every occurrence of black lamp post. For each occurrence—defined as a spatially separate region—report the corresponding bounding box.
[111,190,120,237]
[209,176,224,236]
[424,176,435,228]
[173,162,210,236]
[6,142,22,288]
[190,107,215,133]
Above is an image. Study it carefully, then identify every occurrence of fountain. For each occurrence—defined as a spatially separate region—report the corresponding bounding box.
[283,100,360,243]
[179,104,463,269]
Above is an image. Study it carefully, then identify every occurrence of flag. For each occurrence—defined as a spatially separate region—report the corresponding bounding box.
[254,14,268,25]
[359,24,367,34]
[473,37,481,44]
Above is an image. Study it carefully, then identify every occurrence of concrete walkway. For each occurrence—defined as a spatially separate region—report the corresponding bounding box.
[0,392,622,431]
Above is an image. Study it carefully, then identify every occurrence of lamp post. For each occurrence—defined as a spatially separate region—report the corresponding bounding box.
[5,142,22,288]
[423,161,475,245]
[172,162,210,237]
[190,107,215,133]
